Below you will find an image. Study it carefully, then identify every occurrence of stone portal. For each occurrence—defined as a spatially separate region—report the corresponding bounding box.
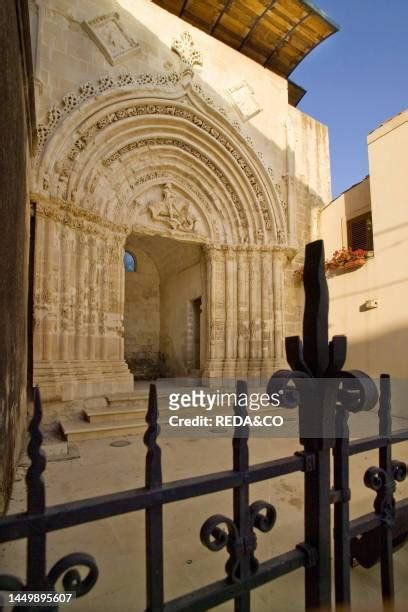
[31,76,290,401]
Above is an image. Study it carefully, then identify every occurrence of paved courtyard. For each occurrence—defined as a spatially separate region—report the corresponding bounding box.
[1,430,408,611]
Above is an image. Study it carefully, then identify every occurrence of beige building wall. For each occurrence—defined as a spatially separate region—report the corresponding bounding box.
[320,109,408,378]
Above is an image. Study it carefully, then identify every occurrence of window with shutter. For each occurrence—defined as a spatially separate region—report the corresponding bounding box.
[347,212,373,251]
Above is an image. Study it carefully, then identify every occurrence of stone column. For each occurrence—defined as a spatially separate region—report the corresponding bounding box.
[117,236,126,361]
[86,234,98,360]
[105,234,125,362]
[203,246,225,382]
[33,212,46,362]
[59,227,75,361]
[248,248,262,382]
[223,247,237,381]
[261,248,275,380]
[42,215,59,362]
[236,247,249,379]
[74,230,88,361]
[272,250,286,368]
[99,237,109,361]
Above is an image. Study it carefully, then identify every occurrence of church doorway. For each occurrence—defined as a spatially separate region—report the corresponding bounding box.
[189,297,202,374]
[123,233,205,380]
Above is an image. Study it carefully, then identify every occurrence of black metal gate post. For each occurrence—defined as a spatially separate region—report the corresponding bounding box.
[144,384,164,611]
[26,387,48,593]
[285,241,337,610]
[333,402,351,609]
[378,374,395,607]
[232,379,251,612]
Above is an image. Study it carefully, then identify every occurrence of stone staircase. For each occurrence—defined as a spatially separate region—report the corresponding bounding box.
[59,390,163,441]
[59,379,203,442]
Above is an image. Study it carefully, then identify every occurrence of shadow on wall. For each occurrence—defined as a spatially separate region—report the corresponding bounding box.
[340,324,408,384]
[345,325,408,422]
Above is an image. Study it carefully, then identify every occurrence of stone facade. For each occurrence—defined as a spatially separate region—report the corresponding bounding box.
[28,0,331,401]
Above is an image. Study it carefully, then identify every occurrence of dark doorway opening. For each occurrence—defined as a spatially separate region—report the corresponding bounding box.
[192,297,201,371]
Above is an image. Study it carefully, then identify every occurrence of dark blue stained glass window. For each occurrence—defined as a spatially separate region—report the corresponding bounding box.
[124,251,136,272]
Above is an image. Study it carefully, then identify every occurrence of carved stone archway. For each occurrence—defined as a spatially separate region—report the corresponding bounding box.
[31,73,289,400]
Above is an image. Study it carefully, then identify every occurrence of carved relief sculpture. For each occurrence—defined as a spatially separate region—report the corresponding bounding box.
[148,183,197,233]
[82,12,140,66]
[226,82,262,122]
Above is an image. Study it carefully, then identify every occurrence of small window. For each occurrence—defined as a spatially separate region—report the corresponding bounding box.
[347,212,373,252]
[124,251,136,272]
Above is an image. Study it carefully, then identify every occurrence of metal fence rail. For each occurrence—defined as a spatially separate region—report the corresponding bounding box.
[0,239,407,611]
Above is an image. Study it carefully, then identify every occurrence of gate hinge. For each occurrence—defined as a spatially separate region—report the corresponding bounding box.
[295,451,316,472]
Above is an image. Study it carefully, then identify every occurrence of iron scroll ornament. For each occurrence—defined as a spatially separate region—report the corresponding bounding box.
[200,501,277,583]
[0,388,98,612]
[350,461,407,569]
[364,462,407,528]
[200,381,277,585]
[266,240,379,441]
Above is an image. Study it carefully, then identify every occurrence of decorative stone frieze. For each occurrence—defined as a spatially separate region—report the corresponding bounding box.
[35,71,182,153]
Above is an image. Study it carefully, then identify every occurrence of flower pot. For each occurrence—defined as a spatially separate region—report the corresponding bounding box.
[344,258,366,271]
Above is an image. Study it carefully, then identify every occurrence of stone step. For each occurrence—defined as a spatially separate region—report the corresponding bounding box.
[105,390,169,409]
[60,418,146,442]
[84,405,147,424]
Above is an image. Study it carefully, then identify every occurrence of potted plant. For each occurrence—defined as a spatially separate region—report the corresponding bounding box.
[293,248,367,282]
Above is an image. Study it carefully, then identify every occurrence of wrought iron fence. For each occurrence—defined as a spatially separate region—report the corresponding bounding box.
[1,239,408,611]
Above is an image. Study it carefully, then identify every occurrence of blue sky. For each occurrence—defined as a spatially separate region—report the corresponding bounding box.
[292,0,408,198]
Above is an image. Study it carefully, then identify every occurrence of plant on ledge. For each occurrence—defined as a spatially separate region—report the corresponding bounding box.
[294,247,368,281]
[327,247,368,272]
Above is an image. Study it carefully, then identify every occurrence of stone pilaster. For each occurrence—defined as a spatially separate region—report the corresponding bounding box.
[74,230,88,361]
[272,250,286,368]
[42,215,58,362]
[261,249,274,380]
[236,247,249,379]
[33,213,45,362]
[203,246,225,382]
[86,234,98,360]
[223,247,237,380]
[248,248,262,381]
